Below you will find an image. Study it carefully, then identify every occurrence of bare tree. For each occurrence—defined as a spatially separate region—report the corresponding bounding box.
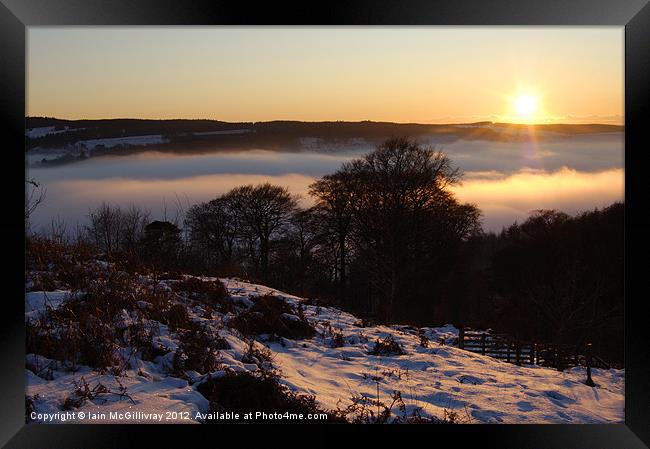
[333,137,479,323]
[120,204,151,251]
[224,183,298,281]
[25,178,46,230]
[85,203,149,254]
[87,203,122,254]
[185,197,239,272]
[309,172,356,304]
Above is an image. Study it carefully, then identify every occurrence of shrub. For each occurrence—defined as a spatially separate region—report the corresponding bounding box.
[418,329,430,348]
[26,316,82,371]
[56,261,95,291]
[302,297,331,307]
[107,249,145,275]
[164,303,191,332]
[26,236,97,288]
[333,389,455,424]
[26,356,56,381]
[171,322,228,376]
[229,294,315,340]
[62,376,134,411]
[397,408,463,424]
[26,271,58,292]
[172,277,233,313]
[196,371,344,423]
[333,391,400,423]
[240,339,276,375]
[330,330,345,348]
[49,268,168,329]
[369,335,406,356]
[123,318,167,361]
[28,301,121,371]
[66,269,135,324]
[62,377,109,410]
[26,236,67,272]
[160,272,184,280]
[352,318,373,328]
[78,317,122,371]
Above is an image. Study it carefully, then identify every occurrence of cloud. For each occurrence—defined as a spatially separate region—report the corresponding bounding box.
[452,167,624,231]
[32,167,624,235]
[28,134,624,233]
[30,173,318,232]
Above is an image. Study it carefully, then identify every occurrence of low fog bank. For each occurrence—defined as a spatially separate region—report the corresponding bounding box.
[27,132,623,233]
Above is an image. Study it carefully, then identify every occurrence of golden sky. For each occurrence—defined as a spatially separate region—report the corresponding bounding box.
[27,27,624,124]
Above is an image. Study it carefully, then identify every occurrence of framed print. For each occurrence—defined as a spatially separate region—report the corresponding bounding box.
[1,0,649,447]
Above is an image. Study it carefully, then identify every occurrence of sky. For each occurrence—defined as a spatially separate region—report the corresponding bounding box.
[27,26,624,124]
[26,27,624,233]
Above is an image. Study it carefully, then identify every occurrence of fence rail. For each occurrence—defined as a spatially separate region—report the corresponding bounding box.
[458,328,610,375]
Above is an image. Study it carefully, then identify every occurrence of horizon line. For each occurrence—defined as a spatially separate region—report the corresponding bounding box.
[25,116,625,128]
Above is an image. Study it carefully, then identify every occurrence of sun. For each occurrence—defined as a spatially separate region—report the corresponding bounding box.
[514,94,539,119]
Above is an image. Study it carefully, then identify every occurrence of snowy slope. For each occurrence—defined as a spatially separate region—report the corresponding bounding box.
[25,277,624,424]
[78,134,169,151]
[26,126,81,139]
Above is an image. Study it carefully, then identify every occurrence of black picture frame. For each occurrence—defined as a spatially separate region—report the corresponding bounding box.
[2,0,648,447]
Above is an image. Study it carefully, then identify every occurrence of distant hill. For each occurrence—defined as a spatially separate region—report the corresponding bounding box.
[25,117,624,159]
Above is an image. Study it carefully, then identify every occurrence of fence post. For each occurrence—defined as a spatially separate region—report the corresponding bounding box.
[481,333,486,355]
[459,327,464,350]
[530,343,535,365]
[585,343,596,387]
[515,340,521,366]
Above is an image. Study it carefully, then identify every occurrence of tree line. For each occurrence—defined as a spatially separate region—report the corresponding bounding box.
[28,137,624,362]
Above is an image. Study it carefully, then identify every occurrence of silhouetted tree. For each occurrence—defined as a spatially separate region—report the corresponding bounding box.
[321,137,480,323]
[121,205,151,252]
[140,220,181,272]
[223,183,298,281]
[85,203,149,254]
[185,197,238,274]
[268,209,315,294]
[488,203,623,361]
[309,173,355,304]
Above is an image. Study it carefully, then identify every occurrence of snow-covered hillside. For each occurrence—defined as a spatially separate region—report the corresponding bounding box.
[25,275,624,424]
[77,134,169,151]
[26,126,83,139]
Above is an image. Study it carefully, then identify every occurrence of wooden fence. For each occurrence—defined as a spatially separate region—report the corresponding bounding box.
[458,328,610,372]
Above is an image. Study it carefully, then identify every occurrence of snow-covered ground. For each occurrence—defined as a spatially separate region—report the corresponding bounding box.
[26,133,170,165]
[25,277,624,424]
[78,134,169,151]
[25,290,76,321]
[25,150,71,164]
[26,126,83,139]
